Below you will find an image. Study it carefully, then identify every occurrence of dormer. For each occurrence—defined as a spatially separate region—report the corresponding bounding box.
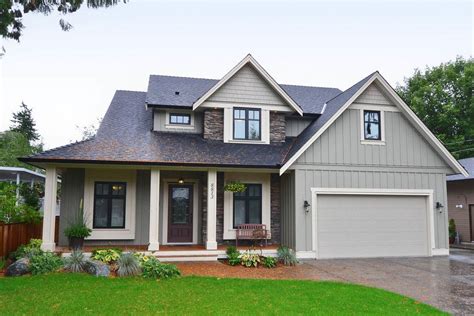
[193,54,303,144]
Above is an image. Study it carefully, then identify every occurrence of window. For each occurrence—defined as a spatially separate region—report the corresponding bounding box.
[93,182,126,229]
[169,113,191,125]
[233,108,261,140]
[363,110,381,140]
[233,184,262,228]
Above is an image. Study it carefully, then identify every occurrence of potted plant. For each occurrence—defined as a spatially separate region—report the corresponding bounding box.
[448,219,456,244]
[224,181,246,193]
[64,200,91,250]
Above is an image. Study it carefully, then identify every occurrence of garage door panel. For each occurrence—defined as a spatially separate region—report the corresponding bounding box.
[316,194,429,259]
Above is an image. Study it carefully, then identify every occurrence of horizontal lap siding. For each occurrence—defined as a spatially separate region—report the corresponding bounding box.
[447,180,474,242]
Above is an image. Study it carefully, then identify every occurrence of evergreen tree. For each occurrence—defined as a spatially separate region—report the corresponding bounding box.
[10,102,40,143]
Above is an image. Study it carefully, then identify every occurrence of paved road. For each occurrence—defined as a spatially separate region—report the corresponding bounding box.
[302,249,474,315]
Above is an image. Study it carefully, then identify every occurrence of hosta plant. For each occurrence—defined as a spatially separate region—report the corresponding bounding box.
[30,252,63,275]
[117,253,141,277]
[262,256,277,268]
[239,250,261,268]
[91,248,122,264]
[226,246,241,266]
[141,257,180,279]
[63,250,87,273]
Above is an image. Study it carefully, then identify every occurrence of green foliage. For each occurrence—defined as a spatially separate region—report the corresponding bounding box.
[30,252,63,275]
[449,219,457,239]
[397,57,474,159]
[10,102,40,143]
[91,248,122,264]
[226,246,241,266]
[117,253,141,277]
[0,131,42,170]
[1,1,125,42]
[0,257,5,270]
[19,182,43,210]
[224,181,247,193]
[277,246,298,266]
[64,202,91,238]
[141,257,180,279]
[262,256,277,268]
[10,238,43,261]
[239,250,261,268]
[63,251,87,273]
[133,253,153,266]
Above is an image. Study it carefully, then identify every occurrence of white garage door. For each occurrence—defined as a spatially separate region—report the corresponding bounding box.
[315,193,431,259]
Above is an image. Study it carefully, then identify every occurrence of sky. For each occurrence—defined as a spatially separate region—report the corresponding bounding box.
[0,0,472,149]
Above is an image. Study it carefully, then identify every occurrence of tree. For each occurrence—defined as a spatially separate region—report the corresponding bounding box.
[397,57,474,159]
[75,117,102,141]
[1,0,125,42]
[10,102,40,143]
[0,131,40,168]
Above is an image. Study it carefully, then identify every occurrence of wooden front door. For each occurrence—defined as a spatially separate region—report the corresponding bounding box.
[168,184,193,243]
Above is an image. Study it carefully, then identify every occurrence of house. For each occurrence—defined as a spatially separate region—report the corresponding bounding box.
[20,54,467,260]
[447,157,473,243]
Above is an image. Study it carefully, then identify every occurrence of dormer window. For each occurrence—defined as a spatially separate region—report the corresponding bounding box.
[233,108,261,140]
[169,113,191,125]
[363,110,381,140]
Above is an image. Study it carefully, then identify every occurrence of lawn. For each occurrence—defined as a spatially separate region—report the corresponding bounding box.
[0,274,444,315]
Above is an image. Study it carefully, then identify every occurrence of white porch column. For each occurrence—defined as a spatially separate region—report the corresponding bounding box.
[41,167,57,251]
[148,168,160,251]
[206,169,218,250]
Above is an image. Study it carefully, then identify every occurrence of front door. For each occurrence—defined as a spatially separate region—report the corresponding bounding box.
[168,184,193,243]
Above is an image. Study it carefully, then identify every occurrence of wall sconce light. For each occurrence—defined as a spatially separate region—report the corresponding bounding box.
[304,200,311,213]
[455,204,464,209]
[178,178,184,184]
[436,202,444,209]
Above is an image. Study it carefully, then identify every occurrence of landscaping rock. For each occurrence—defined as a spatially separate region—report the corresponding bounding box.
[84,260,110,277]
[5,258,30,277]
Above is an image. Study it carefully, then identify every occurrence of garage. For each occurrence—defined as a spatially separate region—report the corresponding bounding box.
[312,189,434,259]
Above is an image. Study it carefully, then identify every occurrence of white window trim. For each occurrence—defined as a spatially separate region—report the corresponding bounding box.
[310,188,435,259]
[360,108,386,145]
[162,179,199,245]
[223,173,271,240]
[165,110,195,129]
[84,169,137,240]
[223,107,270,144]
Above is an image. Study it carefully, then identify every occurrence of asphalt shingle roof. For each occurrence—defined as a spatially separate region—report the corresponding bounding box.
[146,75,341,114]
[447,157,473,181]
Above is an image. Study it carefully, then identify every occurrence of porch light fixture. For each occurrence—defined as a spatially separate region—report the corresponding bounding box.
[178,178,184,184]
[304,200,311,213]
[436,202,444,209]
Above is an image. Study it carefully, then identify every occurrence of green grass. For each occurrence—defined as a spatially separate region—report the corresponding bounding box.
[0,274,444,315]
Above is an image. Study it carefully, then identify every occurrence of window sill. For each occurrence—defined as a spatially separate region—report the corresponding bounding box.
[165,124,195,129]
[227,139,268,145]
[360,140,386,146]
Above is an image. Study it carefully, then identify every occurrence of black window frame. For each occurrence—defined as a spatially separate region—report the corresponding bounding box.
[93,181,127,229]
[233,184,262,228]
[363,110,381,140]
[233,108,261,140]
[169,113,191,125]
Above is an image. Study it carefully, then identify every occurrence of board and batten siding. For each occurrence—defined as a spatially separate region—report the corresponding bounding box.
[280,172,296,249]
[285,117,314,137]
[208,64,288,107]
[153,109,203,134]
[290,96,453,251]
[58,168,151,246]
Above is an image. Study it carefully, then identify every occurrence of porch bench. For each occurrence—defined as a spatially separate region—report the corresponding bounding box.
[235,224,269,247]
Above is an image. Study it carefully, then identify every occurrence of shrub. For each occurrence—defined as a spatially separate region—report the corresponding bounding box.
[30,252,63,275]
[63,251,87,273]
[117,253,141,277]
[0,257,5,270]
[64,204,91,239]
[449,219,456,239]
[225,246,241,266]
[262,256,277,268]
[239,250,261,268]
[91,248,122,264]
[277,246,298,266]
[0,182,42,224]
[141,257,180,279]
[10,238,43,261]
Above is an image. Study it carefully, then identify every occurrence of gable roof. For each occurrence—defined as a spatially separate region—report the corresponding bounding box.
[20,90,293,168]
[146,75,341,115]
[280,72,469,177]
[192,54,303,115]
[447,157,473,181]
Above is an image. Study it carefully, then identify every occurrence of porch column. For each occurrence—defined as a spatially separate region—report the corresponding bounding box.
[148,168,160,251]
[206,169,218,250]
[41,167,57,251]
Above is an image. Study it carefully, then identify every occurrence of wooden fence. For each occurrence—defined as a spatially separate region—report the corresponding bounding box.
[0,217,59,258]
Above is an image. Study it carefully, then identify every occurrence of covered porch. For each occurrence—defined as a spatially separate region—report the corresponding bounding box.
[40,165,281,259]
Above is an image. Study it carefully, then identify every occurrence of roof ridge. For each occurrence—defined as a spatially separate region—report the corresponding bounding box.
[280,83,341,90]
[149,74,218,81]
[115,89,146,94]
[323,71,377,106]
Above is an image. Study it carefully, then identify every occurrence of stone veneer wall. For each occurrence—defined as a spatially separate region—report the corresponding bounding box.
[203,109,224,140]
[270,112,286,143]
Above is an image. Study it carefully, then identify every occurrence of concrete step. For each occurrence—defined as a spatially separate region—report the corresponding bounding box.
[155,254,218,262]
[450,243,474,250]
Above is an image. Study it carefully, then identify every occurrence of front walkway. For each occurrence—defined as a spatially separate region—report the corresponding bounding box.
[177,249,474,315]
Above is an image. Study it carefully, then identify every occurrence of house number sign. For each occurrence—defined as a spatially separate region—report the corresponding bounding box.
[210,183,215,199]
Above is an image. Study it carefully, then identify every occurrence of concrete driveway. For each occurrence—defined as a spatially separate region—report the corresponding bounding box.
[302,249,474,315]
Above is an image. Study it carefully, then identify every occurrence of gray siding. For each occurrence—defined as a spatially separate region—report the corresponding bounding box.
[286,117,313,137]
[58,168,85,246]
[354,83,393,105]
[153,109,203,134]
[208,64,287,106]
[280,172,296,249]
[447,179,474,242]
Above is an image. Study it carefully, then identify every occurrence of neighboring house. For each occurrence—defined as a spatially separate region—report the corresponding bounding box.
[447,157,474,243]
[20,54,467,260]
